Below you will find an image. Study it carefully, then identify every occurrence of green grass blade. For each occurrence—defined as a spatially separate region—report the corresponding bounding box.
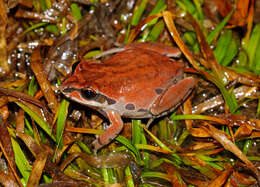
[253,39,260,75]
[23,22,48,34]
[141,171,172,182]
[71,3,82,21]
[130,0,148,26]
[76,141,92,154]
[125,166,135,187]
[147,20,165,41]
[132,120,142,144]
[176,0,198,19]
[184,31,200,52]
[221,33,240,66]
[28,76,38,97]
[215,80,239,114]
[214,30,233,64]
[16,102,56,141]
[45,24,59,35]
[11,138,31,184]
[116,135,142,163]
[145,0,167,27]
[56,99,69,149]
[207,10,233,44]
[39,0,47,11]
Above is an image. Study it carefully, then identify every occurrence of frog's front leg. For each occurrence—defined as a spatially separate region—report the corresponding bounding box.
[150,77,195,116]
[92,110,123,152]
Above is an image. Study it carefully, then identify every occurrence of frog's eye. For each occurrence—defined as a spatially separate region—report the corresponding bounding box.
[81,89,97,100]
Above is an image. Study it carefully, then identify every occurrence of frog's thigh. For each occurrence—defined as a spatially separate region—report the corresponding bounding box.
[150,77,195,115]
[92,110,123,151]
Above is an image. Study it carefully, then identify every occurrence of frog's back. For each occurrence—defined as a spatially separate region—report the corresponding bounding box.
[81,49,184,107]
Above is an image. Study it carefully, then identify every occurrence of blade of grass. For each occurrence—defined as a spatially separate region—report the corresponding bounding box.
[141,171,172,182]
[11,138,31,184]
[214,30,233,64]
[45,24,59,35]
[176,0,198,19]
[71,3,82,21]
[245,24,260,71]
[125,166,135,187]
[142,126,181,165]
[56,99,69,149]
[132,120,142,145]
[145,0,166,27]
[23,22,48,34]
[150,158,177,169]
[115,135,142,163]
[221,33,240,66]
[28,76,38,97]
[130,0,148,26]
[184,31,200,52]
[147,20,165,41]
[254,40,260,75]
[16,102,56,142]
[207,10,234,44]
[170,114,227,124]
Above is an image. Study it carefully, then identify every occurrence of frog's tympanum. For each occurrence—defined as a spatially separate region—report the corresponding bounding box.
[61,42,195,151]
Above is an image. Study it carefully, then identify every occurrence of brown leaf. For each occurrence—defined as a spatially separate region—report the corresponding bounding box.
[214,0,252,27]
[190,127,211,137]
[164,164,187,187]
[0,105,9,120]
[127,14,162,43]
[31,48,59,115]
[18,0,33,8]
[189,13,226,83]
[0,119,22,186]
[234,123,253,139]
[15,109,24,133]
[209,165,234,187]
[15,8,57,23]
[16,132,46,157]
[0,169,19,187]
[201,122,260,183]
[27,151,48,187]
[0,0,9,76]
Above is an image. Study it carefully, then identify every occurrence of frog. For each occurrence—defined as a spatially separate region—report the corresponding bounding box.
[61,42,195,152]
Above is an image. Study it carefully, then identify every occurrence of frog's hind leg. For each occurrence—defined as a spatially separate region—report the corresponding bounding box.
[92,110,123,152]
[150,77,195,116]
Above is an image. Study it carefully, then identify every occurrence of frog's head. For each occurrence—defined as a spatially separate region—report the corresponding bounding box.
[61,61,116,110]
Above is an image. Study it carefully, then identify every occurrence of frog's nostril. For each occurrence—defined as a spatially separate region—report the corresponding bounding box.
[62,87,75,93]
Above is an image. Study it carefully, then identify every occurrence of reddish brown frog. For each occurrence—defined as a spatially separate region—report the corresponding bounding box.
[61,42,195,152]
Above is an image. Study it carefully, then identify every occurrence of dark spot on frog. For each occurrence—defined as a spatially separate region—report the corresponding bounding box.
[62,87,75,93]
[125,103,135,110]
[105,97,116,105]
[154,88,163,95]
[138,108,148,113]
[172,78,178,84]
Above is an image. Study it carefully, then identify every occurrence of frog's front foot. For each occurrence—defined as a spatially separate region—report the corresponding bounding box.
[92,110,124,152]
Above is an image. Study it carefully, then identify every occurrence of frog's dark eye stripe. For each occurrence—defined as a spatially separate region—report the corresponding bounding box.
[62,87,75,93]
[71,61,80,75]
[81,89,97,100]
